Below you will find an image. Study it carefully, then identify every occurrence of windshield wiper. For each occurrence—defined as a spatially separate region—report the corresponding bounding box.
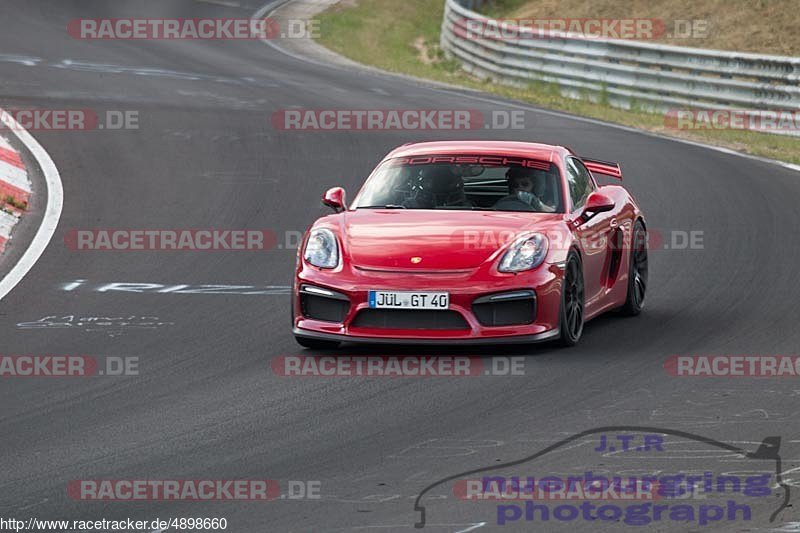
[358,204,407,209]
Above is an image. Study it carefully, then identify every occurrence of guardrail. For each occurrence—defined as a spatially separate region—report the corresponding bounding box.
[441,0,800,136]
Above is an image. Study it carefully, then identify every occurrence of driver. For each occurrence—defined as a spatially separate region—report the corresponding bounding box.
[402,165,470,208]
[493,166,556,212]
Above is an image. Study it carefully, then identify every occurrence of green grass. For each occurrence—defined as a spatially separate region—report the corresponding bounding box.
[474,0,532,17]
[316,0,800,165]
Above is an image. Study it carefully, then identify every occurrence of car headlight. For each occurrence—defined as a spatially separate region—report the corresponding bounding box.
[498,233,549,273]
[304,228,339,268]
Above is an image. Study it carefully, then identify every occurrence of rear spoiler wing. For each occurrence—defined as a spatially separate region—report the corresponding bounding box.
[581,158,622,180]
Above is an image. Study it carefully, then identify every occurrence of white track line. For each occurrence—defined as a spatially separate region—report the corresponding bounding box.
[0,109,63,301]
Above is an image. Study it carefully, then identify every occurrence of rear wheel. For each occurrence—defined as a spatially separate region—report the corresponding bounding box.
[621,221,648,316]
[294,335,341,350]
[558,253,584,347]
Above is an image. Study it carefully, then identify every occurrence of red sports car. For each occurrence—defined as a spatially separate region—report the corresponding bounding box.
[292,141,647,348]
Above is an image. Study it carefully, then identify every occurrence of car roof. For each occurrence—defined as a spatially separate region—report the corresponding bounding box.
[384,141,571,162]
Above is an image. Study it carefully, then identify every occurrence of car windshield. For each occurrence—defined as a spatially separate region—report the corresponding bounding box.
[353,155,564,212]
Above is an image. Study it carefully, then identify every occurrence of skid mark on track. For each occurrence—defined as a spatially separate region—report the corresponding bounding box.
[390,439,505,459]
[753,523,800,531]
[579,388,795,429]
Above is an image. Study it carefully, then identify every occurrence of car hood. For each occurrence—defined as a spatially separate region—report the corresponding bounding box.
[338,209,564,270]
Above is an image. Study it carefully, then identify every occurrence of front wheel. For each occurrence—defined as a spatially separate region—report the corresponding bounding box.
[558,253,585,347]
[621,221,648,316]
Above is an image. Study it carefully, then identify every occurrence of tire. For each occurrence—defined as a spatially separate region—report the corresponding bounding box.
[294,335,341,350]
[621,220,648,316]
[558,252,585,347]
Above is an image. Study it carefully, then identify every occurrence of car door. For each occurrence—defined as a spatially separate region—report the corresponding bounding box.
[565,157,613,311]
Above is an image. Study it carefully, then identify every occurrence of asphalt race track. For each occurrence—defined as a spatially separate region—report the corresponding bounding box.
[1,1,799,531]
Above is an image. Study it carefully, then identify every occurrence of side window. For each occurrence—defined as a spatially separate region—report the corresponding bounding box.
[565,157,595,211]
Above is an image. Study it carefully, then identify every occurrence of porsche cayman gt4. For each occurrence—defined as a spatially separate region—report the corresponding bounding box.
[292,141,647,348]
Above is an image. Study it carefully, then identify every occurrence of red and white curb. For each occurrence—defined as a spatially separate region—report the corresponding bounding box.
[0,108,62,302]
[0,135,31,252]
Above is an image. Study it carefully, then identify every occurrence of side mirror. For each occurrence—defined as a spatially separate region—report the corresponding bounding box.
[580,191,615,220]
[322,187,346,213]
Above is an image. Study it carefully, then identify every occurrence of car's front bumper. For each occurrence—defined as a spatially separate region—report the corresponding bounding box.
[292,326,560,345]
[292,261,564,345]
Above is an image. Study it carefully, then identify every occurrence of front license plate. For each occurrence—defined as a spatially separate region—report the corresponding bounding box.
[368,291,449,310]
